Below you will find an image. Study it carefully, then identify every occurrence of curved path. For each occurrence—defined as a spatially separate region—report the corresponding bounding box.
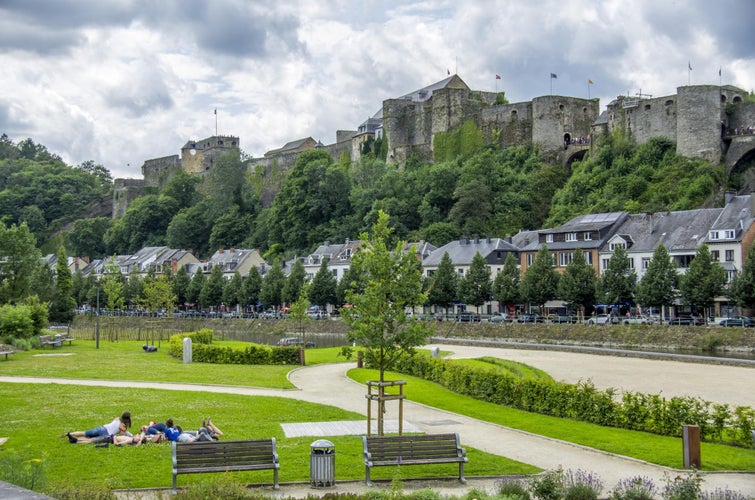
[1,344,753,496]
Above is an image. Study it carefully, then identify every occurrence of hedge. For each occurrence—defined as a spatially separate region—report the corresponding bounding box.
[391,353,755,447]
[168,329,300,365]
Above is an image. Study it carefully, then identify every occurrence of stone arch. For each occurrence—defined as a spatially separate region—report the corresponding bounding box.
[563,147,589,171]
[725,135,755,178]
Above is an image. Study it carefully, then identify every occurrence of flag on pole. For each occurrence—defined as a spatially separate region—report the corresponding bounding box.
[718,67,721,77]
[495,74,501,80]
[588,79,593,84]
[688,61,692,71]
[550,73,558,79]
[447,69,450,75]
[214,109,217,115]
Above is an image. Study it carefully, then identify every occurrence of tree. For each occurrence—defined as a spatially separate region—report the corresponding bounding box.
[49,247,76,323]
[598,246,636,308]
[282,260,306,305]
[679,244,727,316]
[309,258,337,309]
[123,267,143,311]
[260,259,285,309]
[492,253,522,312]
[241,267,262,310]
[0,222,41,303]
[172,266,191,308]
[342,210,432,383]
[187,270,206,308]
[161,170,201,211]
[557,248,597,318]
[200,265,225,310]
[69,217,113,259]
[139,276,176,316]
[635,244,678,319]
[101,257,125,312]
[520,245,559,313]
[458,252,491,313]
[730,245,755,311]
[336,265,359,306]
[222,271,244,309]
[427,252,458,317]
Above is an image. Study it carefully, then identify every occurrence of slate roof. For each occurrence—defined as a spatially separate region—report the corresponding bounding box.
[423,237,518,267]
[397,74,469,103]
[611,209,722,252]
[709,194,753,240]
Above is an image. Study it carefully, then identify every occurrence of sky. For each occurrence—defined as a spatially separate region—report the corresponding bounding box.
[1,0,754,179]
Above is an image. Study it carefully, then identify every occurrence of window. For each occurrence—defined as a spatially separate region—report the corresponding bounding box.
[565,232,577,242]
[526,254,534,266]
[583,232,592,241]
[724,230,735,239]
[642,257,651,269]
[609,242,626,251]
[727,270,736,282]
[711,250,720,261]
[709,231,719,240]
[725,250,734,262]
[628,257,634,269]
[675,255,693,268]
[584,252,592,265]
[426,270,435,278]
[458,269,464,276]
[559,252,573,267]
[602,258,610,271]
[546,234,553,243]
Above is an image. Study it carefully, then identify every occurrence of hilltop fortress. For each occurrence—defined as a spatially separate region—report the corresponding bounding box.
[115,75,755,216]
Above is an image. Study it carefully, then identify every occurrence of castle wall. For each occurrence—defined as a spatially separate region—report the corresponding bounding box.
[676,86,723,163]
[141,154,180,188]
[113,178,145,218]
[481,101,533,149]
[532,96,599,157]
[383,98,434,164]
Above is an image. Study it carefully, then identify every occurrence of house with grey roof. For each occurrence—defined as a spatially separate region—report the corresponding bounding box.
[296,239,363,283]
[422,236,519,280]
[204,248,266,280]
[706,193,755,282]
[520,212,628,274]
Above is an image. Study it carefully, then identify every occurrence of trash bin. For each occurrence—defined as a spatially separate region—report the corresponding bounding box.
[310,439,335,487]
[53,334,62,348]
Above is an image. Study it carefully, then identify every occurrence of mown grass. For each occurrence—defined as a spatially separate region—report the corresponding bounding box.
[348,368,755,471]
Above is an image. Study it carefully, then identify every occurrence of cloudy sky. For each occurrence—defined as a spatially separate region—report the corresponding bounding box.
[1,0,753,179]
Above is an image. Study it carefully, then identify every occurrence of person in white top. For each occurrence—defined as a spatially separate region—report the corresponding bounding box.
[62,411,131,442]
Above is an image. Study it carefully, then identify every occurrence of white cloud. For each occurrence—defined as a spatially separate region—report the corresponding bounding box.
[0,0,752,179]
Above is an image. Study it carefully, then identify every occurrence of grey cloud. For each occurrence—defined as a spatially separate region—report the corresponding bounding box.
[0,19,87,54]
[104,72,174,118]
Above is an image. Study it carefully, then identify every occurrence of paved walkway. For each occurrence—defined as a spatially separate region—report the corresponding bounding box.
[1,343,754,497]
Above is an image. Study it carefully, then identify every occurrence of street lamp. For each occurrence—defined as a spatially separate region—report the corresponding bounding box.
[95,277,100,349]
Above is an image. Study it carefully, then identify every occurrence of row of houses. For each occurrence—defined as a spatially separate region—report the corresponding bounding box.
[54,192,754,315]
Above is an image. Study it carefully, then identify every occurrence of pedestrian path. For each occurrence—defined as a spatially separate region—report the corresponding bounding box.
[1,343,753,496]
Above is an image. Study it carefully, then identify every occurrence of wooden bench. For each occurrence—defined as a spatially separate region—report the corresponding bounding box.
[362,433,468,485]
[0,348,15,360]
[38,334,74,348]
[172,438,280,493]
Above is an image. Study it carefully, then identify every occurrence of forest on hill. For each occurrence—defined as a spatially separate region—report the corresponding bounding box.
[0,130,737,261]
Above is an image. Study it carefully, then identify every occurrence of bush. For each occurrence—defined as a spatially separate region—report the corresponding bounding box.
[496,477,531,499]
[562,469,603,500]
[528,468,565,499]
[0,304,35,340]
[609,476,657,500]
[168,330,300,366]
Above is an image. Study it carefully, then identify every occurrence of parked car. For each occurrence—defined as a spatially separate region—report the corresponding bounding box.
[586,314,619,325]
[550,315,576,324]
[517,314,544,323]
[488,313,513,323]
[457,312,481,323]
[622,315,651,325]
[719,317,753,327]
[668,315,705,326]
[277,337,316,348]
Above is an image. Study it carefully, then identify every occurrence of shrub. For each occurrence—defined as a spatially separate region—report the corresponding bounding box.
[0,448,46,492]
[10,336,31,351]
[661,471,702,500]
[562,469,603,500]
[0,304,35,340]
[609,476,657,500]
[173,475,253,499]
[496,477,531,499]
[699,487,751,500]
[528,468,565,499]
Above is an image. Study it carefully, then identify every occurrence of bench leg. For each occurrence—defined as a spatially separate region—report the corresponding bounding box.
[273,468,279,490]
[458,462,467,484]
[172,473,177,494]
[365,465,373,486]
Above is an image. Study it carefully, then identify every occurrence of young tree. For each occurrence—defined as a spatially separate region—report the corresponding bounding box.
[342,210,432,383]
[598,246,637,308]
[492,253,522,313]
[635,244,678,320]
[458,252,491,314]
[679,244,727,317]
[49,247,77,323]
[200,265,225,310]
[309,258,338,309]
[101,257,125,312]
[187,270,206,308]
[260,259,285,310]
[282,260,306,305]
[520,245,559,313]
[124,267,143,311]
[336,265,359,306]
[0,222,41,303]
[730,245,755,311]
[139,276,176,316]
[557,248,596,318]
[427,252,458,318]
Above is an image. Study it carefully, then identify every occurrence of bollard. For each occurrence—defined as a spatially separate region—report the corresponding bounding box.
[182,337,192,364]
[682,425,701,468]
[357,350,363,368]
[431,347,440,358]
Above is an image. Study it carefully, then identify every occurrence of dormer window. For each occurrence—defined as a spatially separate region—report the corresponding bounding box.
[565,232,577,242]
[724,230,735,239]
[709,231,719,240]
[546,234,553,243]
[583,232,592,241]
[609,242,626,251]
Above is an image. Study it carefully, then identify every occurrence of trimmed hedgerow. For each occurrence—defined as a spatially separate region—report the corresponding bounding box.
[168,330,300,365]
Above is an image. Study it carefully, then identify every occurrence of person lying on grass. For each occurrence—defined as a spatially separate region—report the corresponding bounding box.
[68,431,165,446]
[61,411,132,442]
[165,417,223,443]
[141,418,173,435]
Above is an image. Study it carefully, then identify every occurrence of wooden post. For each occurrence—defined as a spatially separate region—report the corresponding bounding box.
[365,380,406,436]
[682,425,701,469]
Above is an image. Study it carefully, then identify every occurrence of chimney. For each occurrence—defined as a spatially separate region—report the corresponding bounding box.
[219,248,224,253]
[171,259,178,274]
[230,247,235,253]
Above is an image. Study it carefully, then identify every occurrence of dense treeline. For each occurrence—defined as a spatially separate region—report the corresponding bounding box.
[0,130,733,263]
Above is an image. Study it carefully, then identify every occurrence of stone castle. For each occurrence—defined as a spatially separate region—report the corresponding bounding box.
[114,75,755,217]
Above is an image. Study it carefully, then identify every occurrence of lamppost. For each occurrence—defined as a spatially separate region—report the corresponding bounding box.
[95,277,100,349]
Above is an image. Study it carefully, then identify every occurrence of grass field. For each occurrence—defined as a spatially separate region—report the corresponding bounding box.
[1,338,752,495]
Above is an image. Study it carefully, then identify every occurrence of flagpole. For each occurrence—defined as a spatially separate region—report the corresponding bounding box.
[215,109,218,136]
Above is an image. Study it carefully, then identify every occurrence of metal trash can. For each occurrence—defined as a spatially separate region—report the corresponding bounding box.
[310,439,335,487]
[53,334,62,348]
